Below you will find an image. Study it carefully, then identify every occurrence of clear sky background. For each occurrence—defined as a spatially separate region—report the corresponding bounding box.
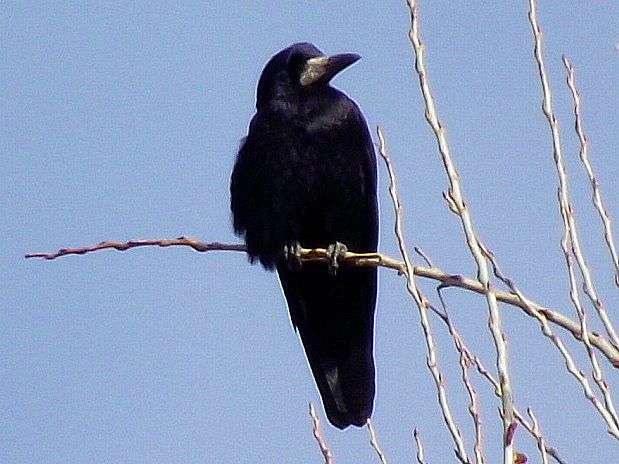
[4,2,619,463]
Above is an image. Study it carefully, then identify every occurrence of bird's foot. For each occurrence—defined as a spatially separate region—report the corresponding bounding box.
[326,241,348,276]
[283,241,303,271]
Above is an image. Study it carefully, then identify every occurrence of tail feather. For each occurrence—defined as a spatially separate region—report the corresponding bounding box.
[277,262,376,429]
[313,343,375,429]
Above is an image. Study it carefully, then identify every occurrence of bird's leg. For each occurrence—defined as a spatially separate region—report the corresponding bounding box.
[326,241,348,276]
[283,241,303,271]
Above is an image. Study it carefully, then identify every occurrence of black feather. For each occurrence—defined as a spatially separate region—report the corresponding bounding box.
[230,42,378,429]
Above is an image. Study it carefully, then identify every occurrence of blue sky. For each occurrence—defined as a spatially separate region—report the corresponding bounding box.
[4,2,619,462]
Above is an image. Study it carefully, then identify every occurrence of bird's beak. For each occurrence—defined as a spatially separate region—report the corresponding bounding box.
[299,53,361,86]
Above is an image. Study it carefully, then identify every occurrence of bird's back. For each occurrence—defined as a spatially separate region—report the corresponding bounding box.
[232,88,377,264]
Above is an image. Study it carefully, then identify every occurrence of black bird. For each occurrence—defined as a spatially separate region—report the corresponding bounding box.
[230,43,378,429]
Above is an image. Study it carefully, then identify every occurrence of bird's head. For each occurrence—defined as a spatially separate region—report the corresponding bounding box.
[256,42,361,109]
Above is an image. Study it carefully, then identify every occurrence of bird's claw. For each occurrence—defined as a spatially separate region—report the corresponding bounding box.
[327,241,348,276]
[284,241,303,271]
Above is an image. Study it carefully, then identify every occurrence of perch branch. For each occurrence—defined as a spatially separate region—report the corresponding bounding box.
[25,238,619,367]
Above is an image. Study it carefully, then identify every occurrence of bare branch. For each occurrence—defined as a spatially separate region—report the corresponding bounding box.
[413,429,428,464]
[309,402,334,464]
[529,1,619,438]
[528,0,619,349]
[487,245,619,438]
[408,1,515,460]
[435,292,485,464]
[377,126,470,463]
[561,55,619,427]
[25,237,246,259]
[431,292,566,463]
[367,420,388,464]
[562,55,619,289]
[528,408,549,464]
[25,236,619,367]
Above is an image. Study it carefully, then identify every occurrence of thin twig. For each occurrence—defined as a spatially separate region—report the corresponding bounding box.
[562,56,619,289]
[367,420,388,464]
[485,244,619,439]
[436,292,485,464]
[413,429,428,464]
[408,2,515,461]
[25,237,246,259]
[429,296,566,463]
[377,126,470,464]
[528,1,619,438]
[561,56,619,427]
[309,402,334,464]
[528,0,619,350]
[528,408,549,464]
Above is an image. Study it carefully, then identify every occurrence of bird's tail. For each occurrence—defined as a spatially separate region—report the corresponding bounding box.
[305,335,375,429]
[278,263,376,429]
